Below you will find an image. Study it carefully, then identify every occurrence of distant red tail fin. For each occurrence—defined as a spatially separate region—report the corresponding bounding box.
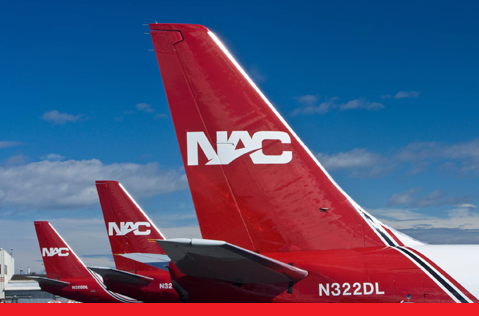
[96,181,165,272]
[149,24,391,253]
[34,221,91,280]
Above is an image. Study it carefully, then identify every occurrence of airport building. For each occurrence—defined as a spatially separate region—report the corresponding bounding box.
[1,248,67,303]
[0,248,15,302]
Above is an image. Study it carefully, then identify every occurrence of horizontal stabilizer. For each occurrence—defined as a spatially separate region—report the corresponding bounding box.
[156,238,308,284]
[118,253,170,271]
[88,267,154,284]
[27,276,70,287]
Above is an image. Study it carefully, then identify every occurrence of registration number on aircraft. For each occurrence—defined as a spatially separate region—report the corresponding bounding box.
[319,282,384,296]
[72,285,88,290]
[159,283,173,290]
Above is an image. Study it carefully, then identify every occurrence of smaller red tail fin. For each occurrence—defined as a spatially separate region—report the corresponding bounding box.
[34,221,91,280]
[96,181,166,272]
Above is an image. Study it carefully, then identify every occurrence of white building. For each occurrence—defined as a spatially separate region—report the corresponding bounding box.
[0,248,15,303]
[1,248,63,303]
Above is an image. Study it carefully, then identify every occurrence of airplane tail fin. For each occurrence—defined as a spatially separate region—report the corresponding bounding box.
[149,24,402,253]
[34,221,92,280]
[96,181,166,272]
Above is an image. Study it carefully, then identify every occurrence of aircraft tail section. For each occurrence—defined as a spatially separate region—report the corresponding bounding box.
[96,181,166,272]
[149,24,394,253]
[34,221,92,280]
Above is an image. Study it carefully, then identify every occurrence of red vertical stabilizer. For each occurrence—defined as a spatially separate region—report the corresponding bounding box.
[149,24,387,253]
[96,181,165,272]
[34,221,92,280]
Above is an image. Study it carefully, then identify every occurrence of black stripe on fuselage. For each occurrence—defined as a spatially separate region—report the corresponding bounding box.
[359,211,470,303]
[397,247,469,303]
[88,269,137,303]
[361,211,397,247]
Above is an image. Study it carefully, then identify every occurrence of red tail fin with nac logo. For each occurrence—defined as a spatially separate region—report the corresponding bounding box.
[34,221,140,303]
[149,24,390,253]
[96,181,166,272]
[34,221,92,280]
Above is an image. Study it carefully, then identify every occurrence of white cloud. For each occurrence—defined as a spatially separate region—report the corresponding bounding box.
[394,142,443,161]
[406,161,430,175]
[368,207,429,222]
[317,148,384,171]
[370,204,479,230]
[446,204,478,218]
[0,141,23,149]
[297,94,319,105]
[292,96,383,115]
[4,154,29,166]
[387,188,446,207]
[458,204,477,208]
[387,188,420,206]
[291,99,336,115]
[136,103,155,113]
[395,139,479,175]
[42,110,81,124]
[387,188,477,209]
[381,91,420,99]
[293,90,418,115]
[316,139,479,178]
[338,97,384,110]
[40,153,66,161]
[248,66,266,84]
[316,148,396,177]
[394,91,420,99]
[0,158,187,210]
[411,190,445,207]
[444,141,479,159]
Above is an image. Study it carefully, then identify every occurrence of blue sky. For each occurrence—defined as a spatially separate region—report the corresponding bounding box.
[1,0,478,272]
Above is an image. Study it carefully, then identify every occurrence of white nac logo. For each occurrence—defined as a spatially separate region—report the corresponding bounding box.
[187,131,292,166]
[42,247,69,257]
[108,222,151,236]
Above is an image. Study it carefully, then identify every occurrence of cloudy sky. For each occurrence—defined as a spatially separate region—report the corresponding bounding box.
[1,1,478,273]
